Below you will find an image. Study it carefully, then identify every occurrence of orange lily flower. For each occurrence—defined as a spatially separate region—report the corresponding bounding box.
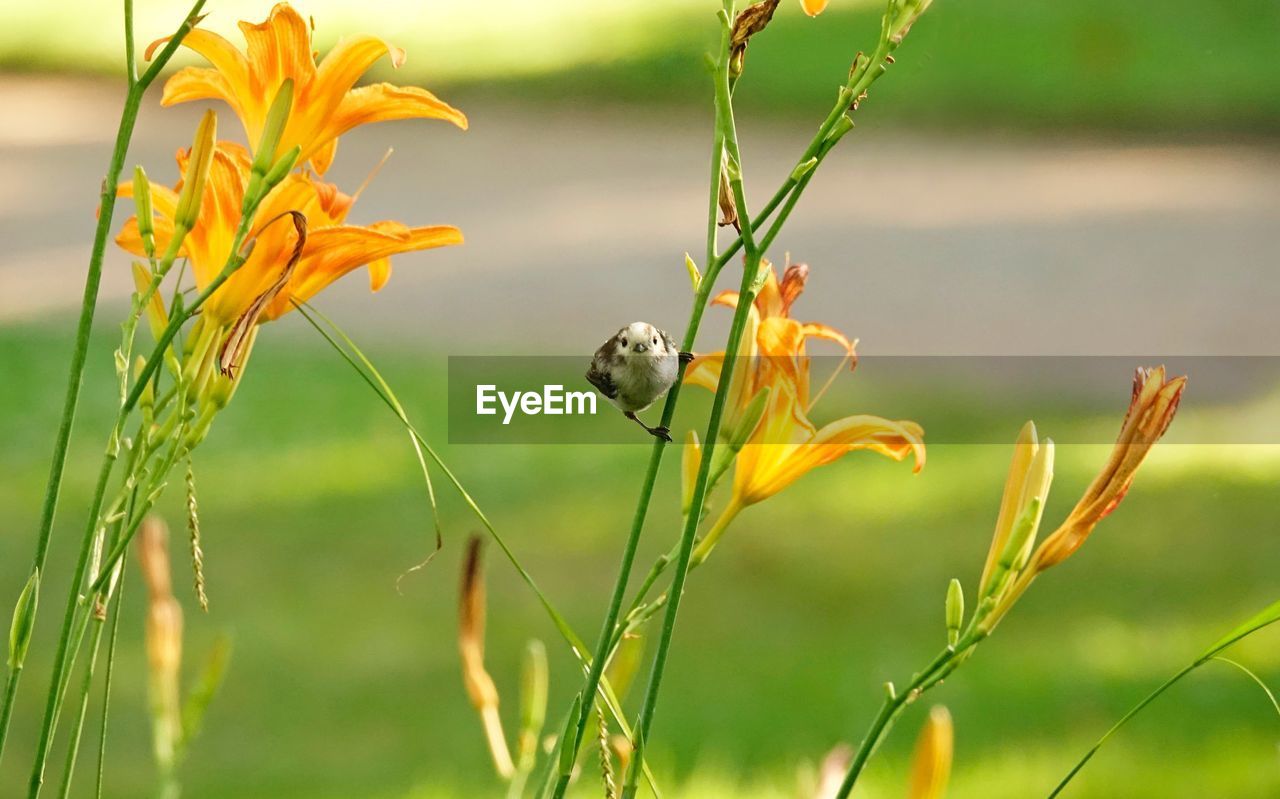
[686,261,857,432]
[117,140,460,332]
[685,261,923,565]
[801,0,831,16]
[146,2,467,174]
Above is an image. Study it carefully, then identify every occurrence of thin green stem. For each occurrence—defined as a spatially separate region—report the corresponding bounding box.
[835,639,968,799]
[55,616,108,799]
[95,571,125,799]
[1047,600,1280,798]
[0,0,206,768]
[621,19,763,794]
[0,668,20,758]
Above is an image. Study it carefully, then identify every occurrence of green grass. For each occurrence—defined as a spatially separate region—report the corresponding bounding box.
[0,318,1278,797]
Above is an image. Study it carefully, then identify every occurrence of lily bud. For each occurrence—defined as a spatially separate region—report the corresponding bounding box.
[133,166,156,259]
[8,569,39,671]
[681,430,702,516]
[906,706,953,799]
[262,144,302,189]
[984,368,1185,632]
[173,109,217,233]
[728,386,771,453]
[132,262,169,342]
[251,79,294,179]
[945,578,963,647]
[979,422,1054,598]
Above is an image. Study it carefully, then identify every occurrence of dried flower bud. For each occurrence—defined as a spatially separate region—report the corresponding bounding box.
[729,0,781,78]
[717,154,740,231]
[458,536,514,778]
[906,706,953,799]
[1032,367,1185,571]
[8,569,39,671]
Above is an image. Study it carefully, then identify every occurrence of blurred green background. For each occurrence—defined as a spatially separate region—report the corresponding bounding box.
[1,0,1279,797]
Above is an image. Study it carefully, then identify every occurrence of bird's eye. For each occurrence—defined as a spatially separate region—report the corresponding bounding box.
[652,337,658,345]
[620,339,628,347]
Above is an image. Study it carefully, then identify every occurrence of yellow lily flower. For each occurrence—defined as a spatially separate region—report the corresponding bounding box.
[118,141,461,329]
[731,378,924,508]
[145,2,467,174]
[685,261,923,564]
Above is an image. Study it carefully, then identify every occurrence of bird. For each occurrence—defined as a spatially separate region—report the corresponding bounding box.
[586,322,693,441]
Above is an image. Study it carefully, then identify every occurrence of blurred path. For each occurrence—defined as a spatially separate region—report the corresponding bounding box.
[2,75,1278,355]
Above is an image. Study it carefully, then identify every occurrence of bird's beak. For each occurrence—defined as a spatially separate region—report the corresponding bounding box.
[633,343,648,353]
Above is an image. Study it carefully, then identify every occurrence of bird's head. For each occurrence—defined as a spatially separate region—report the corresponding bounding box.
[616,322,663,357]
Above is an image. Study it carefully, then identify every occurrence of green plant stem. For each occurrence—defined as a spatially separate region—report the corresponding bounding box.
[0,668,20,759]
[55,615,108,799]
[95,572,125,799]
[0,0,206,771]
[621,25,764,793]
[835,633,977,799]
[1047,599,1280,798]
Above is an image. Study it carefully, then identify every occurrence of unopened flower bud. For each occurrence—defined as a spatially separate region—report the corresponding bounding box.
[907,706,953,799]
[945,578,963,647]
[250,79,294,181]
[8,569,39,670]
[133,166,155,258]
[681,430,702,516]
[173,110,217,233]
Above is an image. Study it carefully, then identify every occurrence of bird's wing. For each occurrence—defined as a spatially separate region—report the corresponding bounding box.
[585,357,619,399]
[661,329,679,354]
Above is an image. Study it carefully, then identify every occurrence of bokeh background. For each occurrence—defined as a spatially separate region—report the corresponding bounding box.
[2,0,1279,797]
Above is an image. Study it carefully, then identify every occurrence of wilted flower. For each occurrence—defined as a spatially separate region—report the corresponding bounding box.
[458,536,515,779]
[1031,366,1185,570]
[147,2,466,174]
[906,706,953,799]
[983,367,1186,630]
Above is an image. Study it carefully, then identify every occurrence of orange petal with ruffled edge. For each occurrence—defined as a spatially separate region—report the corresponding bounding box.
[313,34,406,114]
[263,223,463,319]
[237,3,316,93]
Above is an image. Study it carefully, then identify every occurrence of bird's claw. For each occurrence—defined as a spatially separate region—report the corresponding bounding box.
[651,426,673,442]
[678,351,694,365]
